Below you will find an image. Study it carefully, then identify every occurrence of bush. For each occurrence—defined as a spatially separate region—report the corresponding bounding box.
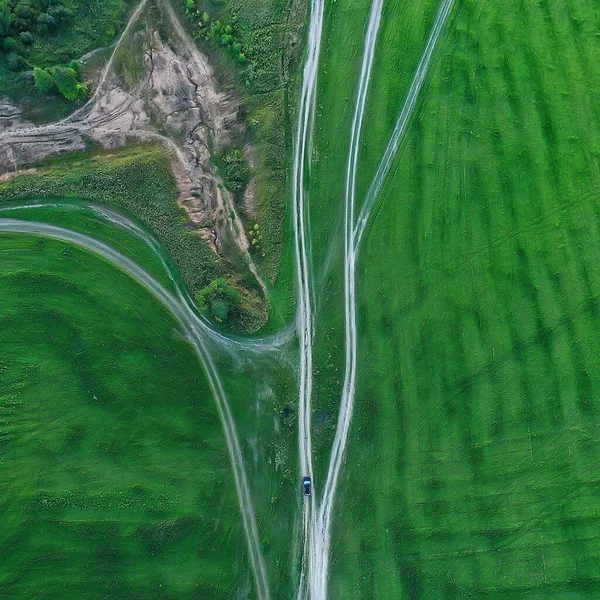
[3,36,18,53]
[6,52,25,71]
[22,70,34,85]
[69,59,81,75]
[51,65,79,100]
[19,30,33,45]
[33,67,55,92]
[77,82,89,102]
[196,278,241,323]
[216,147,250,201]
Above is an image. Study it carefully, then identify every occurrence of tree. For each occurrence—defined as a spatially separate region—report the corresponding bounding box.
[0,0,13,37]
[33,67,55,92]
[69,59,81,75]
[6,53,25,71]
[51,65,79,100]
[196,278,241,323]
[19,31,33,45]
[3,36,18,53]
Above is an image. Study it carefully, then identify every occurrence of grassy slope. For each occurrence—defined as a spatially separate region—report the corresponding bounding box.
[332,0,600,597]
[0,234,246,599]
[0,148,221,294]
[180,0,302,318]
[0,149,274,332]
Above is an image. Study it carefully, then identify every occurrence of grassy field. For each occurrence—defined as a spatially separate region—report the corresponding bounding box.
[0,233,248,598]
[324,0,600,597]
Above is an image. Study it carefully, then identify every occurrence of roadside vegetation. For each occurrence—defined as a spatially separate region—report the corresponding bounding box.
[0,147,267,332]
[0,233,247,598]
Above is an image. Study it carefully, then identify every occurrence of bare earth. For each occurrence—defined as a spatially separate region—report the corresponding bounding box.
[0,0,265,291]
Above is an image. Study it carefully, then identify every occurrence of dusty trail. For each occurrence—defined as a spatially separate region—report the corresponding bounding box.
[0,218,271,600]
[291,0,325,596]
[310,3,383,598]
[353,0,456,250]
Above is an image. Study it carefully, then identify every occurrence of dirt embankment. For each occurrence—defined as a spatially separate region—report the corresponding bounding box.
[0,0,265,296]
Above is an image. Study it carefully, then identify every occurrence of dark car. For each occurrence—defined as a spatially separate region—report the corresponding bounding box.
[303,476,311,496]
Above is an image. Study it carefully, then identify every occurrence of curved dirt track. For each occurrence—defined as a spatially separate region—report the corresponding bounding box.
[0,218,271,600]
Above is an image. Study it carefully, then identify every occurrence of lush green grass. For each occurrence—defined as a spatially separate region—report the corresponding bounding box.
[0,233,248,598]
[324,0,600,597]
[0,198,182,294]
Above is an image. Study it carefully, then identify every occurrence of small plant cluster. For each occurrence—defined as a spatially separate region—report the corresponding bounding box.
[215,146,250,202]
[196,277,241,323]
[32,60,88,101]
[183,0,246,64]
[249,223,265,258]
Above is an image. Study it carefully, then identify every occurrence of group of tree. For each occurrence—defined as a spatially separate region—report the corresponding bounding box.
[184,0,247,63]
[32,61,88,100]
[0,0,73,45]
[1,0,87,101]
[196,278,241,323]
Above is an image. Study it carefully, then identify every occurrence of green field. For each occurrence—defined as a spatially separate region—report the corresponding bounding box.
[4,0,600,597]
[0,233,248,598]
[322,0,600,597]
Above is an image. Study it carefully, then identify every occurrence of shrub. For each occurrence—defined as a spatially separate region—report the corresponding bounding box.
[19,30,33,45]
[4,36,18,53]
[196,278,241,323]
[33,67,55,92]
[77,82,90,102]
[69,59,81,75]
[6,52,25,71]
[51,65,79,100]
[216,147,250,200]
[22,70,34,85]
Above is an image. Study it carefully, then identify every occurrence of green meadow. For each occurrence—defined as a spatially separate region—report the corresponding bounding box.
[0,234,248,598]
[326,0,600,597]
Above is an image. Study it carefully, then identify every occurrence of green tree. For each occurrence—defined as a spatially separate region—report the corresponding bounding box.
[33,67,55,92]
[69,59,81,75]
[0,0,13,36]
[19,31,33,45]
[51,65,79,100]
[3,36,18,53]
[6,53,25,71]
[196,278,241,323]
